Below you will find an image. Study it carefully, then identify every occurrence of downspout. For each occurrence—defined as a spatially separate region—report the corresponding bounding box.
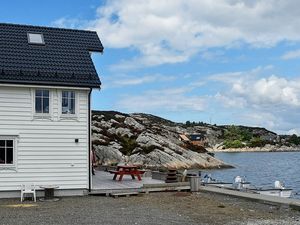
[88,88,92,192]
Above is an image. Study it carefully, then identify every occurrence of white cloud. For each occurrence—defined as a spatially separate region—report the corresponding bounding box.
[215,93,246,108]
[107,74,176,87]
[211,67,300,134]
[236,110,300,135]
[226,75,300,108]
[237,111,278,130]
[116,87,206,112]
[209,65,273,84]
[249,76,300,107]
[208,65,300,108]
[52,17,88,29]
[281,49,300,60]
[287,128,300,136]
[189,81,206,88]
[55,0,300,68]
[201,50,227,62]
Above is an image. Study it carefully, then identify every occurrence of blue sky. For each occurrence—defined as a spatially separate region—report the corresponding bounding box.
[2,0,300,135]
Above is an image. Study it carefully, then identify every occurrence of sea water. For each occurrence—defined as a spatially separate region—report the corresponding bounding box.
[198,152,300,198]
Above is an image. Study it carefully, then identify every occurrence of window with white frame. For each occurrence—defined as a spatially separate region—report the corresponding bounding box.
[0,139,14,165]
[35,89,50,114]
[62,91,75,114]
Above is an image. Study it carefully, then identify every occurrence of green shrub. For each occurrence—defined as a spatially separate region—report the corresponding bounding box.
[119,136,138,156]
[288,134,300,145]
[224,126,242,141]
[223,140,245,148]
[240,129,253,142]
[224,125,252,142]
[223,125,254,148]
[249,137,265,147]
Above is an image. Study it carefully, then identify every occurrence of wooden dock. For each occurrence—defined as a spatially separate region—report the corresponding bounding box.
[90,171,300,209]
[90,170,190,195]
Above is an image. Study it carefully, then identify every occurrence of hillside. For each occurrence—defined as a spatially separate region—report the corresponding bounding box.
[91,111,300,170]
[92,111,230,170]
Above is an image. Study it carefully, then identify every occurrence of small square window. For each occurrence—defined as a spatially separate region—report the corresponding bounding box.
[28,33,45,44]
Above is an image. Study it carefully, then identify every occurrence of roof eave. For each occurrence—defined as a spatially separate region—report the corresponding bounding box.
[89,47,104,54]
[0,79,101,89]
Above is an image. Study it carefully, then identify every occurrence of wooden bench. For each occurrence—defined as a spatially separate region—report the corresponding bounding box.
[108,168,145,181]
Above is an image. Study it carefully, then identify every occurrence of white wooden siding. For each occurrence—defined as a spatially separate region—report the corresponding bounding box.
[0,86,90,191]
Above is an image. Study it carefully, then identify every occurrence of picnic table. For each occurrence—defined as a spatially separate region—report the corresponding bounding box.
[109,165,145,181]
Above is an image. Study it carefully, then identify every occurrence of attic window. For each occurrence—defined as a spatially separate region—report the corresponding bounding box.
[28,33,44,44]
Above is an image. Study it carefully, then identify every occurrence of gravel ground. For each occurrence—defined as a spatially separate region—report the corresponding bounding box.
[0,192,299,225]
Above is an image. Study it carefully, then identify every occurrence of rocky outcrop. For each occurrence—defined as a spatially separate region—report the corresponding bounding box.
[208,144,300,152]
[92,111,230,170]
[92,111,300,165]
[92,110,300,168]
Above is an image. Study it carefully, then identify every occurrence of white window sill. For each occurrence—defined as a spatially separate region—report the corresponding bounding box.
[0,132,19,136]
[0,166,17,172]
[59,114,79,121]
[33,114,52,120]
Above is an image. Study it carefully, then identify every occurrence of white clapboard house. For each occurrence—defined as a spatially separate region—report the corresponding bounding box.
[0,23,103,197]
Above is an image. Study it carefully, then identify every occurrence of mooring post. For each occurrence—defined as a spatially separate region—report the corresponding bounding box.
[189,175,200,192]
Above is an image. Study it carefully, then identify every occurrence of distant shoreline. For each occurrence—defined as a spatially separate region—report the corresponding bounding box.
[207,145,300,153]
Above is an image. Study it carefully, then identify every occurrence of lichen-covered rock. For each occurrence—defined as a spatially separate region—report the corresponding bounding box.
[128,148,225,169]
[109,119,120,125]
[93,115,104,120]
[91,126,102,133]
[116,127,133,138]
[92,133,108,142]
[92,111,231,169]
[209,144,300,152]
[99,120,112,129]
[115,114,125,119]
[94,142,123,165]
[107,128,116,136]
[124,117,145,131]
[136,132,163,149]
[92,110,299,168]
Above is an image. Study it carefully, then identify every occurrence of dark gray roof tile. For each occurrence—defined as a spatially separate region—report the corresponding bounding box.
[0,23,103,88]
